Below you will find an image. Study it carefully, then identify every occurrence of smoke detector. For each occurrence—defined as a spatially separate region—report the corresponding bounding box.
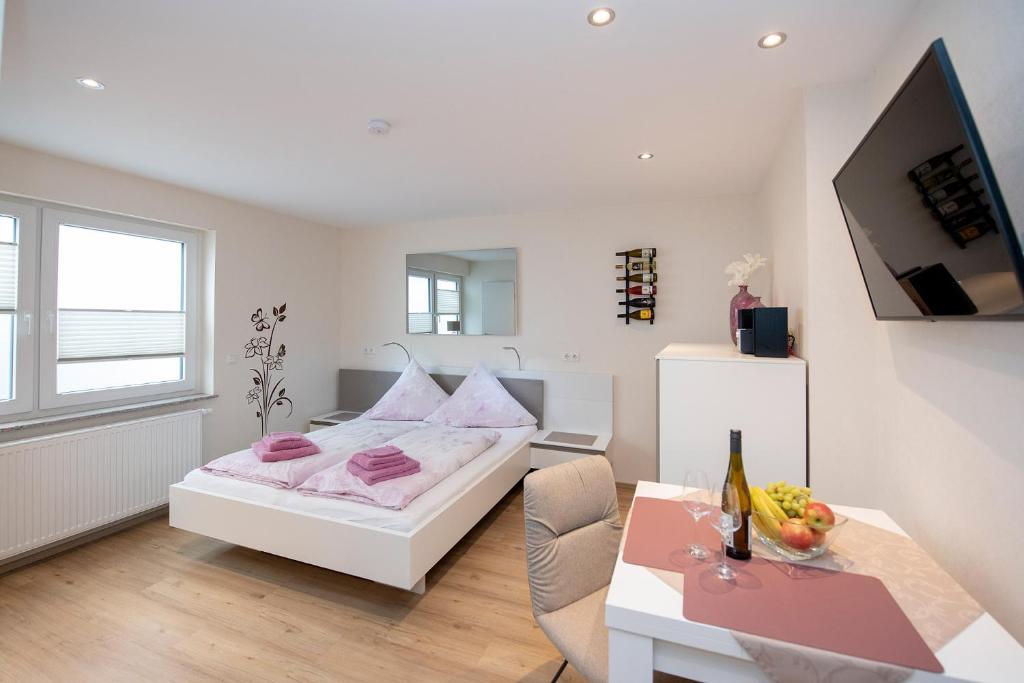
[367,119,391,136]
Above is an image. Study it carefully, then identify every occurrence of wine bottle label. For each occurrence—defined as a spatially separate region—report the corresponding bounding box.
[640,248,653,258]
[958,225,982,240]
[638,309,652,319]
[938,199,959,216]
[619,261,653,271]
[639,284,653,294]
[930,187,949,201]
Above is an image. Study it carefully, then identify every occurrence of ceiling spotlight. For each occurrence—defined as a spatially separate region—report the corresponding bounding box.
[587,7,615,27]
[638,153,654,160]
[75,77,106,90]
[757,32,787,49]
[367,119,391,135]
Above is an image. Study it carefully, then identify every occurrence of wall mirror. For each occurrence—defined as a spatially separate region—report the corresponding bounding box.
[406,248,517,335]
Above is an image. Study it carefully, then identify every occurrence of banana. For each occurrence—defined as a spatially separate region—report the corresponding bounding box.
[750,487,783,539]
[753,486,788,522]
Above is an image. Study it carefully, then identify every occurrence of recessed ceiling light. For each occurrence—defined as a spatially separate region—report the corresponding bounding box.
[587,7,615,27]
[757,32,787,49]
[75,77,105,90]
[638,153,654,160]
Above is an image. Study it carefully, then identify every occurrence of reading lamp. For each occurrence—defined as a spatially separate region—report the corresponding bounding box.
[382,341,411,364]
[502,346,522,371]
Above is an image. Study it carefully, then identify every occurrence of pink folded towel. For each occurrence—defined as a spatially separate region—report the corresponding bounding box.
[351,452,407,470]
[252,440,321,463]
[345,456,420,486]
[262,431,313,452]
[355,444,403,459]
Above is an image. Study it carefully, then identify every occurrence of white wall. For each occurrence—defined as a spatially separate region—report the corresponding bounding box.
[757,106,808,350]
[0,141,344,463]
[337,198,768,483]
[760,0,1024,640]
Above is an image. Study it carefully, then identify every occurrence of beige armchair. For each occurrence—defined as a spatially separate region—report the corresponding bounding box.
[523,456,623,683]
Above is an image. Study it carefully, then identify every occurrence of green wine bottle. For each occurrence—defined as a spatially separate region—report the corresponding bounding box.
[615,260,656,272]
[723,430,752,560]
[618,297,655,308]
[615,248,656,258]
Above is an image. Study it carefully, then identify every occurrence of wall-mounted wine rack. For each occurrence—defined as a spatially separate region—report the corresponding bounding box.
[908,144,995,249]
[616,248,657,325]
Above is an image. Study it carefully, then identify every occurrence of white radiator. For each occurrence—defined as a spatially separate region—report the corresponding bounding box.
[0,409,204,561]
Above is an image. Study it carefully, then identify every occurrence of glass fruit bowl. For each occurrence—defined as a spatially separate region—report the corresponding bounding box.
[751,508,848,561]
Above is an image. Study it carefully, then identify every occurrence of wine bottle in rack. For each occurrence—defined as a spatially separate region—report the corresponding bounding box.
[918,159,973,189]
[942,206,990,230]
[907,144,964,180]
[617,272,658,283]
[615,260,657,272]
[618,309,653,321]
[616,284,657,295]
[919,173,979,203]
[616,248,656,258]
[932,192,983,218]
[619,297,655,308]
[951,222,988,245]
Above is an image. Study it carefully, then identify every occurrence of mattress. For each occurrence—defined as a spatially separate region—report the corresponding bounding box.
[180,424,536,533]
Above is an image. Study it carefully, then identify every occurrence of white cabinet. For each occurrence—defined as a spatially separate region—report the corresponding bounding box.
[657,343,806,488]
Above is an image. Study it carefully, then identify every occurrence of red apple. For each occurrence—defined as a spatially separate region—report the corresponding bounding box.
[803,502,836,531]
[810,529,826,546]
[780,520,816,550]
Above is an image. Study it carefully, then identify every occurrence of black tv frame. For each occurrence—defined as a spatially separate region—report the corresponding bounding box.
[833,38,1024,321]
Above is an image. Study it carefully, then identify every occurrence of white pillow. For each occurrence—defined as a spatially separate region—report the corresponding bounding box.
[424,362,537,428]
[364,359,449,421]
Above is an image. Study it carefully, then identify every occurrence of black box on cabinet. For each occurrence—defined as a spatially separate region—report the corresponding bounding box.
[737,308,755,354]
[752,307,788,358]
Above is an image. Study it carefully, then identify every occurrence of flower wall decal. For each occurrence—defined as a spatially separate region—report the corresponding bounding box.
[244,303,293,436]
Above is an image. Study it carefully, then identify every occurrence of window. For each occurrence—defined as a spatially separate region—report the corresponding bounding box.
[435,277,461,334]
[406,268,462,334]
[0,200,37,416]
[407,271,433,334]
[0,196,202,418]
[39,210,199,408]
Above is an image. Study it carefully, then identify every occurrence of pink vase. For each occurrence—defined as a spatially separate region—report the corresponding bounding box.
[729,285,760,346]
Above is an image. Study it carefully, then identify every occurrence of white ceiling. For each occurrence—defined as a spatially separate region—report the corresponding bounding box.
[0,0,917,228]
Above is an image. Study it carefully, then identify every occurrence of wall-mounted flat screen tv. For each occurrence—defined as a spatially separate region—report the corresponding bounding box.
[834,38,1024,320]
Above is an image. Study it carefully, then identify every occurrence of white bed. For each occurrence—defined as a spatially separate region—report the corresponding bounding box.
[169,420,535,593]
[179,424,536,532]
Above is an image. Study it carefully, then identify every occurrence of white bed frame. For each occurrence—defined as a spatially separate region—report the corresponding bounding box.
[169,438,530,594]
[169,366,612,593]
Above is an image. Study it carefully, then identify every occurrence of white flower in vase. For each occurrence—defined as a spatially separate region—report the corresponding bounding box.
[725,253,768,346]
[725,253,768,287]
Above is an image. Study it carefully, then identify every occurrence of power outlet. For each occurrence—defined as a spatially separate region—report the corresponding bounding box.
[561,351,580,362]
[362,346,377,355]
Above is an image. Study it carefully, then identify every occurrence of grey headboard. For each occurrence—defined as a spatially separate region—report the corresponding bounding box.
[338,369,544,428]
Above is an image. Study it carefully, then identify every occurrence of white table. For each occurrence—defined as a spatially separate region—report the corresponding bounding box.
[606,481,1024,683]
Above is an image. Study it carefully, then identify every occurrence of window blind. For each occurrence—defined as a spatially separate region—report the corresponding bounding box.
[0,242,18,312]
[58,309,185,362]
[407,312,433,334]
[435,288,460,315]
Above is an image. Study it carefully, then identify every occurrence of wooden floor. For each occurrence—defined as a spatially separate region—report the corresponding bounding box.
[0,482,683,682]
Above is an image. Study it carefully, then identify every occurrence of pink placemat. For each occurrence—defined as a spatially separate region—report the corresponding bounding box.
[622,496,943,674]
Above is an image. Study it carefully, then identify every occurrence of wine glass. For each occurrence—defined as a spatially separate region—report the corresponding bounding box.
[709,483,742,580]
[682,470,711,560]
